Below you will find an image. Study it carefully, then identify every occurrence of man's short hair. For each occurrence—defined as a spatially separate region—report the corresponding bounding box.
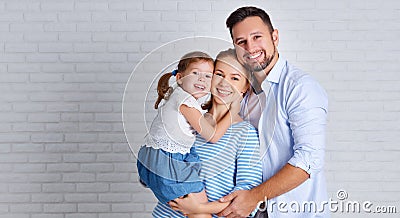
[226,6,274,39]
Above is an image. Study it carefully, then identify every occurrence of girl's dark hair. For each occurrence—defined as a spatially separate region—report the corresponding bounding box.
[226,6,274,39]
[154,51,213,109]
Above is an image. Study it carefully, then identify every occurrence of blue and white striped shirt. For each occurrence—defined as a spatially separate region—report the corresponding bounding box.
[153,121,262,217]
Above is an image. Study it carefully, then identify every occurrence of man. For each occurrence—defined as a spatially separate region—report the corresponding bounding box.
[218,6,329,218]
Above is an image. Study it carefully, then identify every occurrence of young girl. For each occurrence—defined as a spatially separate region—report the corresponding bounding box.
[137,51,238,217]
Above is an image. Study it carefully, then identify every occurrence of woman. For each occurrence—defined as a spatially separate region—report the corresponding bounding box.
[152,48,263,217]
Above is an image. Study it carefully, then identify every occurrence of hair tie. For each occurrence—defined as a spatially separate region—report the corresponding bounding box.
[171,69,178,76]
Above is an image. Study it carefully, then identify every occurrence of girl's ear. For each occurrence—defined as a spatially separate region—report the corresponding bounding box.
[176,72,183,85]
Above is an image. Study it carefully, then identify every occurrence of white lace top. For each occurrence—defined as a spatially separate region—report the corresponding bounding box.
[144,86,207,154]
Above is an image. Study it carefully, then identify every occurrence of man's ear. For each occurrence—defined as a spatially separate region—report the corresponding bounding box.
[272,29,279,46]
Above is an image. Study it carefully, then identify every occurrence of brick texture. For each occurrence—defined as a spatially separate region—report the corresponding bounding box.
[0,0,399,217]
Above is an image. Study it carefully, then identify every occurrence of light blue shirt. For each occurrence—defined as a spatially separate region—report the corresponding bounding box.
[241,56,330,218]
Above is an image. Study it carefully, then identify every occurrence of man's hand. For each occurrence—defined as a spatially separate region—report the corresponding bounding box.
[217,189,260,218]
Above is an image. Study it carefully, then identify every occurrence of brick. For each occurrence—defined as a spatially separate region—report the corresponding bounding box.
[13,164,45,173]
[39,43,73,53]
[110,2,143,11]
[43,204,76,213]
[74,43,107,52]
[99,193,131,202]
[65,133,97,143]
[77,23,110,32]
[10,23,43,32]
[47,163,79,172]
[26,54,59,63]
[92,12,126,22]
[0,12,23,21]
[28,153,62,162]
[44,23,76,32]
[81,163,113,172]
[96,173,131,182]
[79,143,112,153]
[9,204,42,213]
[65,194,97,203]
[42,183,75,193]
[77,183,109,193]
[45,144,78,153]
[63,173,96,182]
[59,33,91,42]
[92,33,126,42]
[24,12,57,22]
[63,153,96,163]
[5,43,37,52]
[12,144,44,152]
[9,184,41,193]
[99,213,130,218]
[78,203,110,212]
[58,12,91,22]
[111,203,144,212]
[75,2,108,11]
[6,2,40,11]
[111,23,144,32]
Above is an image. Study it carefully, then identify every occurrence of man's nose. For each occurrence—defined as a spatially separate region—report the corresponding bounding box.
[245,39,255,52]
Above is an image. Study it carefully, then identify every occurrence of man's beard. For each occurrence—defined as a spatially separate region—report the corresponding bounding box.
[244,47,276,72]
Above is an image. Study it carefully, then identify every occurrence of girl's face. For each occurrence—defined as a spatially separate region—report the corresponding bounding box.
[176,61,214,99]
[211,61,249,105]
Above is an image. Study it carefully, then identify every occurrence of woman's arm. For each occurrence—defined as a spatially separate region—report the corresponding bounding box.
[180,105,232,143]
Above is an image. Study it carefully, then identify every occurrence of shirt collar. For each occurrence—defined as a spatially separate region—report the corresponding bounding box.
[265,55,286,84]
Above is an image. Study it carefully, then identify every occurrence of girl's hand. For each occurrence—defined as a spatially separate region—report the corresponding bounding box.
[230,92,243,115]
[168,193,205,215]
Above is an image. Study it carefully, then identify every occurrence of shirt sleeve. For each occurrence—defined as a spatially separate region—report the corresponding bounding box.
[234,124,263,191]
[286,76,328,178]
[175,87,203,112]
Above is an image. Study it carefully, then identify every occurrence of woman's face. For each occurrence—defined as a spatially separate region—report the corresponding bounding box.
[211,60,249,105]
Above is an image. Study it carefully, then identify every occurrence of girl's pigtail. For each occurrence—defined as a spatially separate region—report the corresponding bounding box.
[154,72,174,109]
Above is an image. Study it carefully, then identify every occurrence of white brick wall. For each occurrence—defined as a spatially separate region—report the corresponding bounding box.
[0,0,399,217]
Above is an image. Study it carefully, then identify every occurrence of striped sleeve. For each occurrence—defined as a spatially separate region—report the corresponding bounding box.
[234,122,263,191]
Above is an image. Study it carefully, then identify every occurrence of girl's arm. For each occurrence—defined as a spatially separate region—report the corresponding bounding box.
[169,193,230,215]
[180,105,232,143]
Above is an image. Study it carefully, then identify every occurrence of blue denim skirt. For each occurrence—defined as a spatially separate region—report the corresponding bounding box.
[137,146,204,204]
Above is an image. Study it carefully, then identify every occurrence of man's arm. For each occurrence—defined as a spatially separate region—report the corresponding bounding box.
[217,164,308,217]
[219,77,329,218]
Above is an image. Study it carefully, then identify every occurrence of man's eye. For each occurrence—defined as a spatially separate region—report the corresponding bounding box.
[237,40,245,45]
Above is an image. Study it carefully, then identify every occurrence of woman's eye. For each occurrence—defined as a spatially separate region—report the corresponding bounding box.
[232,77,239,81]
[215,73,223,77]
